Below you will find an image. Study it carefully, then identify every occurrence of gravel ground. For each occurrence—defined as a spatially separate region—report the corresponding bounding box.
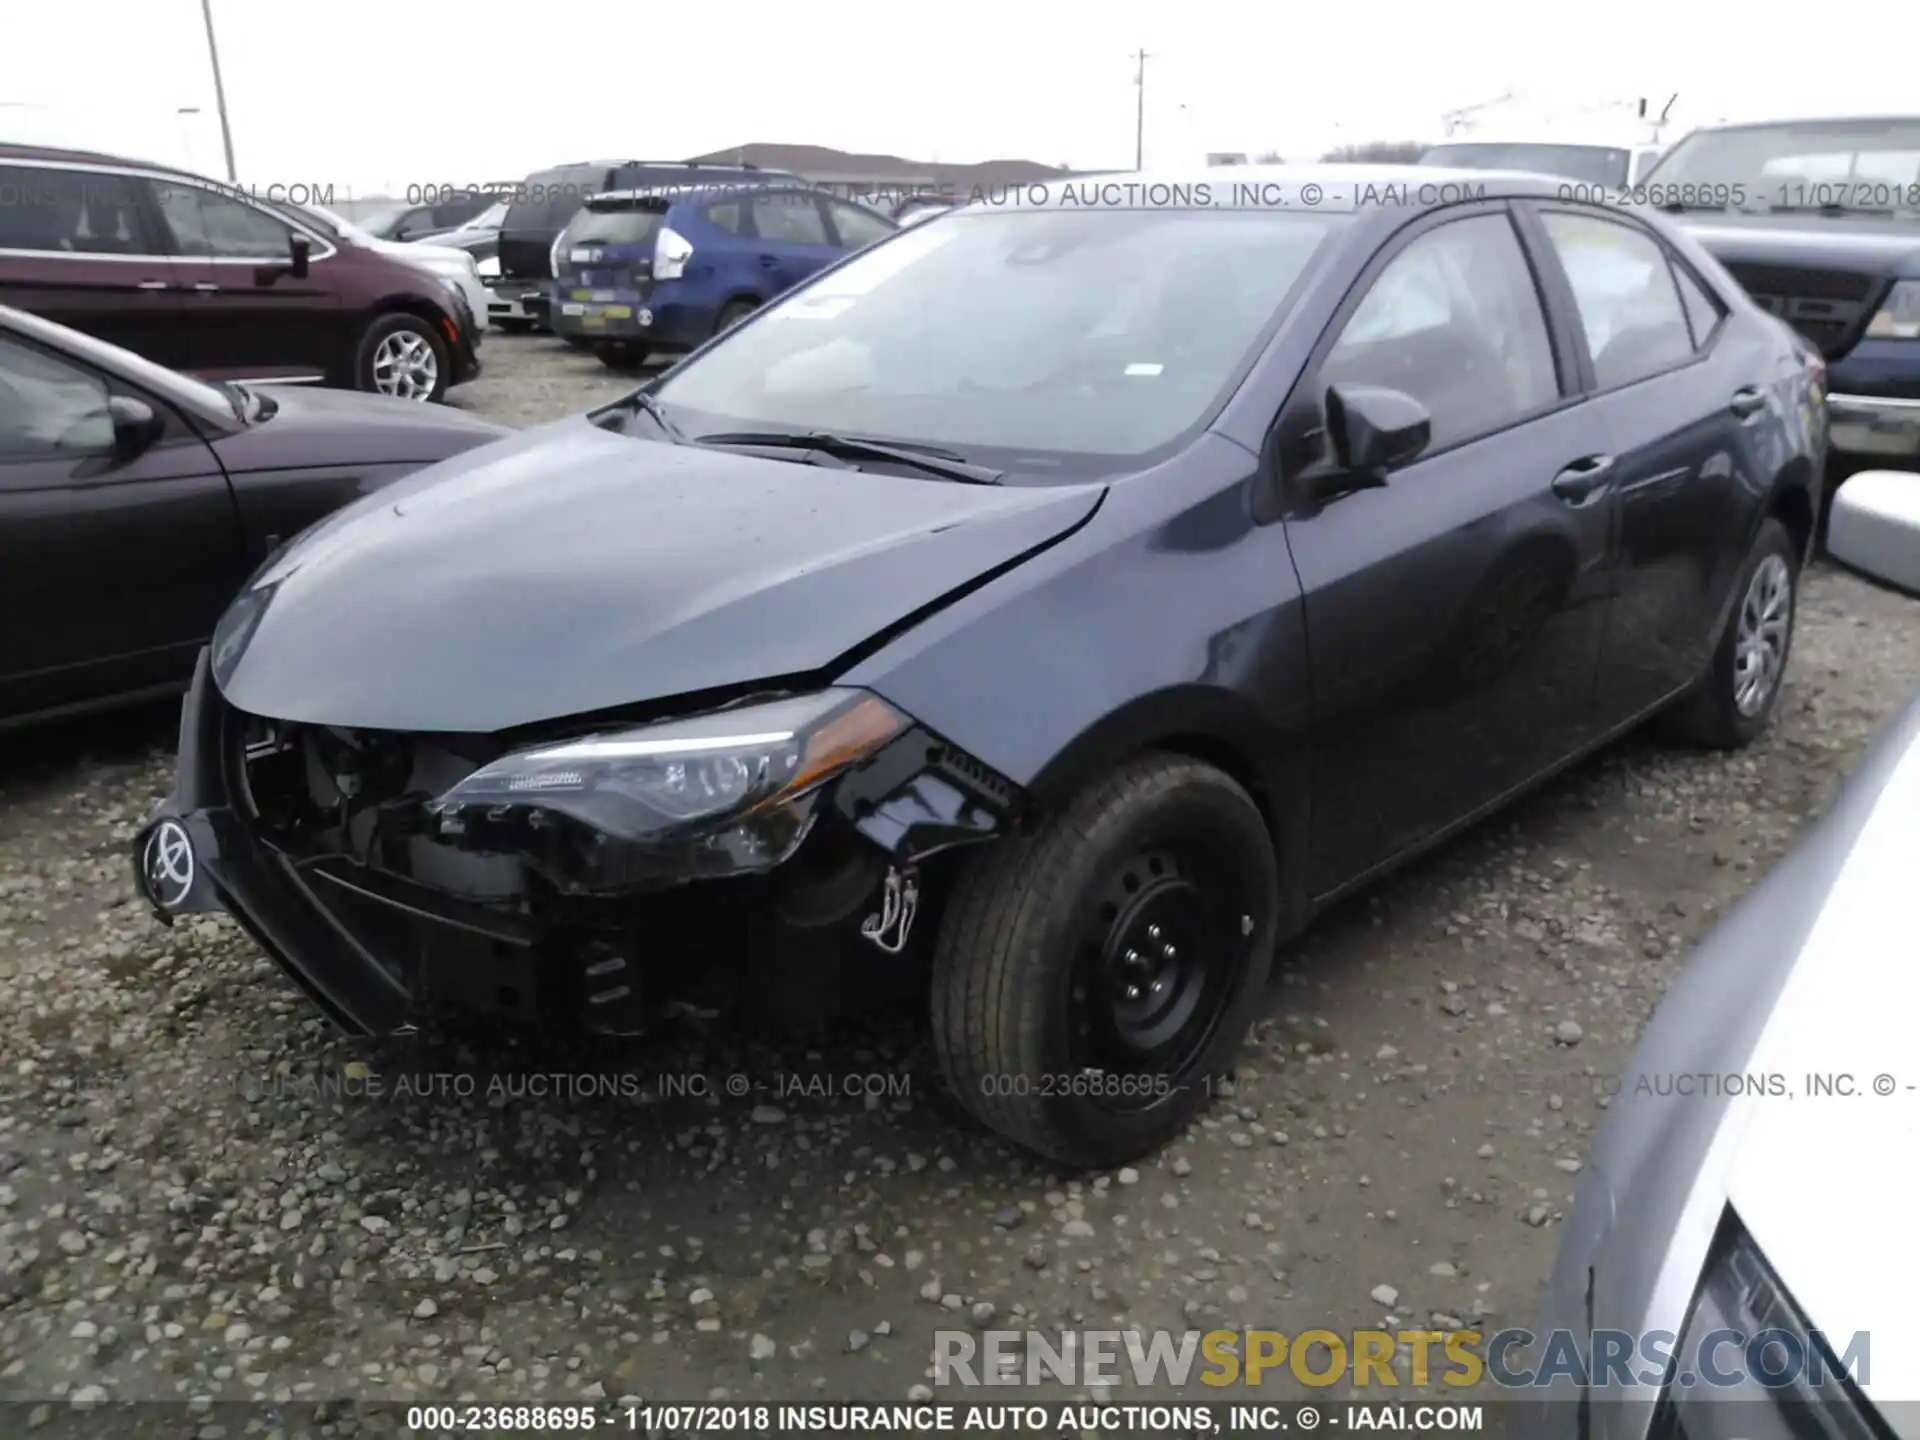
[4,334,1919,1417]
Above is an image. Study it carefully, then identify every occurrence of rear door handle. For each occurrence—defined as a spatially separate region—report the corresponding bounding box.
[1730,386,1766,418]
[135,280,170,291]
[758,254,779,268]
[1550,455,1615,505]
[192,283,221,293]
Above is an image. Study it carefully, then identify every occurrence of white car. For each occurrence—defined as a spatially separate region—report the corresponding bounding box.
[293,203,490,333]
[1530,687,1920,1435]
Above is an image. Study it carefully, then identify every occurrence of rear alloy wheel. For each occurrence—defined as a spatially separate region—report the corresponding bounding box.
[930,754,1278,1167]
[356,314,449,403]
[715,298,760,335]
[1669,517,1799,749]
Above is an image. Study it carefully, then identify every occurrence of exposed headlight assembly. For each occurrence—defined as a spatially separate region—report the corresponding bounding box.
[476,254,500,279]
[426,690,909,892]
[1865,279,1920,340]
[1651,1212,1882,1440]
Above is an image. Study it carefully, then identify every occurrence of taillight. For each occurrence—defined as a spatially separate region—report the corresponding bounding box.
[654,226,694,280]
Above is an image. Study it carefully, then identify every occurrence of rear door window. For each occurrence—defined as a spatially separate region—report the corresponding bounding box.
[750,190,830,245]
[153,183,299,260]
[1669,259,1727,350]
[1540,211,1696,389]
[0,165,154,255]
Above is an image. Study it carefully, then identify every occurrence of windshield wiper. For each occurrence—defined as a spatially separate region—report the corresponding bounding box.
[691,429,1004,485]
[596,387,684,443]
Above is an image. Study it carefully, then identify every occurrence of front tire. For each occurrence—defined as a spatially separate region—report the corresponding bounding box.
[1668,517,1799,749]
[929,754,1278,1167]
[355,314,449,403]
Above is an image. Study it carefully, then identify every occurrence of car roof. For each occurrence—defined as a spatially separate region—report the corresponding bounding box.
[1424,136,1651,152]
[1678,113,1920,133]
[0,142,208,181]
[534,159,799,177]
[584,177,823,206]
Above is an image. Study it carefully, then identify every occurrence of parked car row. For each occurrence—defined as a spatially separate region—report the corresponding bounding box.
[0,144,484,403]
[124,162,1827,1168]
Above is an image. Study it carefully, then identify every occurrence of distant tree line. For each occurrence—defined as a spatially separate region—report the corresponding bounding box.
[1319,140,1427,163]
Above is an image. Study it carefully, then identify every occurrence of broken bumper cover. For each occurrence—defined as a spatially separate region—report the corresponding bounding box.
[133,650,1025,1037]
[133,649,417,1035]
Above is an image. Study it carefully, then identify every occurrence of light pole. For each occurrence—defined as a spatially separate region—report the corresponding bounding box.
[198,0,239,181]
[1133,48,1149,170]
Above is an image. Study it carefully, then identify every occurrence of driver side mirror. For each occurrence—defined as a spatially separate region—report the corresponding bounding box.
[1321,383,1431,488]
[107,395,164,461]
[289,233,311,279]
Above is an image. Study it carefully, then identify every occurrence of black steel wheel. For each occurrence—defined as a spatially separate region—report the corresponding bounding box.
[931,753,1278,1166]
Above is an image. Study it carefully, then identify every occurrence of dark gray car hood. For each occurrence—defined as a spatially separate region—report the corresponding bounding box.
[212,415,1104,733]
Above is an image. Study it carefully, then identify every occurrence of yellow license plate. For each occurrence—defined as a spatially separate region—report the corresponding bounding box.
[570,289,593,301]
[600,305,632,319]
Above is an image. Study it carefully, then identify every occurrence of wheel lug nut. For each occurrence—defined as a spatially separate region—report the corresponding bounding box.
[1162,944,1177,961]
[1126,985,1142,1000]
[1146,923,1161,940]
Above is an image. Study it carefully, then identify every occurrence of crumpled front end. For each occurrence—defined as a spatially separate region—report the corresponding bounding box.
[133,650,1023,1036]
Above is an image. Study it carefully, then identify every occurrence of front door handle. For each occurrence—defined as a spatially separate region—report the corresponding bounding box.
[192,283,221,293]
[1730,386,1766,418]
[758,254,779,269]
[1550,455,1615,505]
[135,280,170,291]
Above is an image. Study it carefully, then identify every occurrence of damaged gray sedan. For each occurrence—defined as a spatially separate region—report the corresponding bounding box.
[134,166,1826,1165]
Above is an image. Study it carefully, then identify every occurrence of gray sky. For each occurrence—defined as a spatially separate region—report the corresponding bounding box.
[10,0,1917,195]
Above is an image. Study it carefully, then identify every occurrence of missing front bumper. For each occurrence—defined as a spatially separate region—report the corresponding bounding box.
[134,652,1026,1038]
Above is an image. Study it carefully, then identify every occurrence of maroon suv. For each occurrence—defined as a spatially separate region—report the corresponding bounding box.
[0,145,481,403]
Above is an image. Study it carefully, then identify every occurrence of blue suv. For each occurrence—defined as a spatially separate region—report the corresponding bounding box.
[548,181,898,368]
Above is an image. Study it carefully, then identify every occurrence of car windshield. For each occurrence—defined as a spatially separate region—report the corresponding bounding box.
[1644,118,1920,215]
[650,206,1346,474]
[1420,143,1630,185]
[360,205,409,236]
[296,202,376,246]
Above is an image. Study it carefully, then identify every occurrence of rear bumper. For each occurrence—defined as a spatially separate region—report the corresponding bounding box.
[1827,393,1920,458]
[547,283,713,349]
[486,283,544,324]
